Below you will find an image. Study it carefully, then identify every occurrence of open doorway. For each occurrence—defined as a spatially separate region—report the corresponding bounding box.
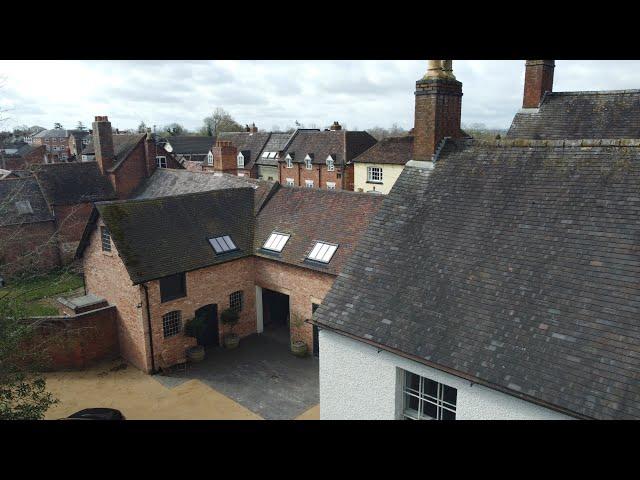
[194,304,219,347]
[262,288,290,344]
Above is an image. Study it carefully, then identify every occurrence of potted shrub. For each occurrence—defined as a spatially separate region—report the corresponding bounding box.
[184,317,206,362]
[221,308,240,349]
[290,314,308,357]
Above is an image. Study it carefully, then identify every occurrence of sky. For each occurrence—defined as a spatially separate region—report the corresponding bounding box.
[1,60,640,133]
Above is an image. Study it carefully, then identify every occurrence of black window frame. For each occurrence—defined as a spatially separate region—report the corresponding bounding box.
[162,310,182,338]
[229,290,244,313]
[101,226,112,252]
[159,272,187,303]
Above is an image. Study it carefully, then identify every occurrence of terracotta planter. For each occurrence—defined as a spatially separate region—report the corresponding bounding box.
[223,333,240,349]
[186,345,205,363]
[291,340,308,357]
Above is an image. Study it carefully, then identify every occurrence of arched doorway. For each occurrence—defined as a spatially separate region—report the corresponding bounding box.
[194,304,219,347]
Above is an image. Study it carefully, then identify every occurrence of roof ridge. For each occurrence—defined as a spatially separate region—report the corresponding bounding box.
[549,89,640,96]
[96,185,255,207]
[456,138,640,148]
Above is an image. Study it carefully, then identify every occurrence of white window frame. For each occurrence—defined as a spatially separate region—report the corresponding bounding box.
[285,178,294,187]
[156,156,167,168]
[237,152,245,168]
[262,232,290,252]
[286,155,293,168]
[367,166,383,183]
[401,370,457,420]
[305,180,314,188]
[305,155,313,170]
[326,182,336,190]
[326,156,335,171]
[207,151,213,165]
[307,241,338,263]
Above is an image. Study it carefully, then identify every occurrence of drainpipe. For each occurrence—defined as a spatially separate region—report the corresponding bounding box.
[142,283,156,373]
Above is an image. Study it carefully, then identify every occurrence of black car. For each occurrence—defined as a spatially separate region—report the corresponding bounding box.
[63,408,126,420]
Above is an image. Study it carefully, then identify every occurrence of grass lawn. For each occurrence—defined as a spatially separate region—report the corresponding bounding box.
[1,269,84,316]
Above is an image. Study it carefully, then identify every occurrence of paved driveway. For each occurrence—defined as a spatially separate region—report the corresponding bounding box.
[155,329,320,420]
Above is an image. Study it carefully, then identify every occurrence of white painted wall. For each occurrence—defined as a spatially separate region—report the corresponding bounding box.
[354,163,406,194]
[319,330,572,420]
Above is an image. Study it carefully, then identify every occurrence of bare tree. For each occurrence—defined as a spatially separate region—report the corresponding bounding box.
[198,108,243,137]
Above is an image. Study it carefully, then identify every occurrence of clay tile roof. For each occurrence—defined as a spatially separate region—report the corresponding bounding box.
[281,130,377,166]
[314,138,640,420]
[352,135,413,165]
[507,90,640,139]
[255,187,384,275]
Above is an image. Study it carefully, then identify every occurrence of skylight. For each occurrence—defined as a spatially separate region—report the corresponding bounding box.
[262,151,269,158]
[263,232,290,252]
[268,152,277,159]
[15,200,33,215]
[209,235,238,254]
[307,242,338,263]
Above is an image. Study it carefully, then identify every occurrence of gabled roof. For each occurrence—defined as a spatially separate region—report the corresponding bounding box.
[81,134,145,171]
[0,177,54,227]
[217,131,271,169]
[133,169,278,214]
[507,90,640,139]
[33,162,116,206]
[314,138,640,420]
[255,133,295,166]
[352,135,413,165]
[78,189,255,284]
[164,136,216,155]
[280,130,377,167]
[255,186,383,275]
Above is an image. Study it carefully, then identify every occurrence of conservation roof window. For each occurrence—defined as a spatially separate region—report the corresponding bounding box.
[208,235,238,254]
[263,232,290,252]
[14,200,33,215]
[307,241,338,263]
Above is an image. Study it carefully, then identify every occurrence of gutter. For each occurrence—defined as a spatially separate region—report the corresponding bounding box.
[311,320,589,420]
[142,283,156,373]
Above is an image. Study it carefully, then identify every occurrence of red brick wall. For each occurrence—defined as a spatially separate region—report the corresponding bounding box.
[144,257,257,367]
[0,221,61,277]
[3,145,47,170]
[23,306,119,371]
[110,140,148,199]
[279,162,350,190]
[83,222,151,371]
[523,60,555,108]
[255,257,335,352]
[53,202,93,263]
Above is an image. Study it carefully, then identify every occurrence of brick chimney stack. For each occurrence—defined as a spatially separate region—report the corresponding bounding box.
[212,140,238,172]
[329,121,342,131]
[92,116,114,174]
[522,60,555,109]
[412,60,464,161]
[249,123,258,133]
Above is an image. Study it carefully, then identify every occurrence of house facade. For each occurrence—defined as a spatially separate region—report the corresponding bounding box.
[353,136,414,194]
[313,60,640,420]
[77,184,382,373]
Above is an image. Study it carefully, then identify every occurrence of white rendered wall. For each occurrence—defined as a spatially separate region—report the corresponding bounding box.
[354,163,405,195]
[319,330,572,420]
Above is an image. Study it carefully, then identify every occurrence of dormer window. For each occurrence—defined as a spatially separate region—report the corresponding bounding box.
[208,235,238,254]
[305,154,313,170]
[263,232,290,252]
[326,155,335,171]
[286,154,293,168]
[207,151,213,165]
[307,241,338,264]
[237,152,245,168]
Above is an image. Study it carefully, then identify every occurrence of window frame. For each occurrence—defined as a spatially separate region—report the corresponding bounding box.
[286,155,293,168]
[285,178,294,187]
[262,232,290,252]
[307,241,338,263]
[207,151,213,165]
[208,235,238,254]
[401,370,457,420]
[305,179,314,188]
[237,152,245,168]
[326,156,335,171]
[367,166,383,183]
[305,155,313,170]
[101,226,112,252]
[159,272,187,303]
[229,290,244,313]
[156,156,167,168]
[162,310,183,338]
[326,182,336,190]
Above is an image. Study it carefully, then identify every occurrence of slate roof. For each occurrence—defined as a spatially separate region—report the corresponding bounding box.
[83,189,256,284]
[507,90,640,139]
[218,132,271,169]
[81,134,145,171]
[34,129,71,139]
[255,133,295,166]
[34,162,116,206]
[0,177,54,227]
[255,187,384,275]
[313,138,640,420]
[281,130,377,166]
[164,136,216,155]
[352,135,413,165]
[134,169,278,214]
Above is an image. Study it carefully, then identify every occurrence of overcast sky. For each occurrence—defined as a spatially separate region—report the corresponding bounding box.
[1,60,640,133]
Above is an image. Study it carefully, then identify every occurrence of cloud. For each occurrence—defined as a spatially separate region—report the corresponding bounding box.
[1,60,639,132]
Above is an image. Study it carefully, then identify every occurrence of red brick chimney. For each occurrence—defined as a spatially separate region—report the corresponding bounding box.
[522,60,555,108]
[212,140,238,172]
[249,123,258,133]
[329,121,342,131]
[92,116,114,174]
[412,60,464,161]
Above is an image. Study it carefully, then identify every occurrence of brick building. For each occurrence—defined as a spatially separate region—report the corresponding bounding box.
[0,143,47,171]
[77,183,382,373]
[32,127,87,163]
[277,125,377,191]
